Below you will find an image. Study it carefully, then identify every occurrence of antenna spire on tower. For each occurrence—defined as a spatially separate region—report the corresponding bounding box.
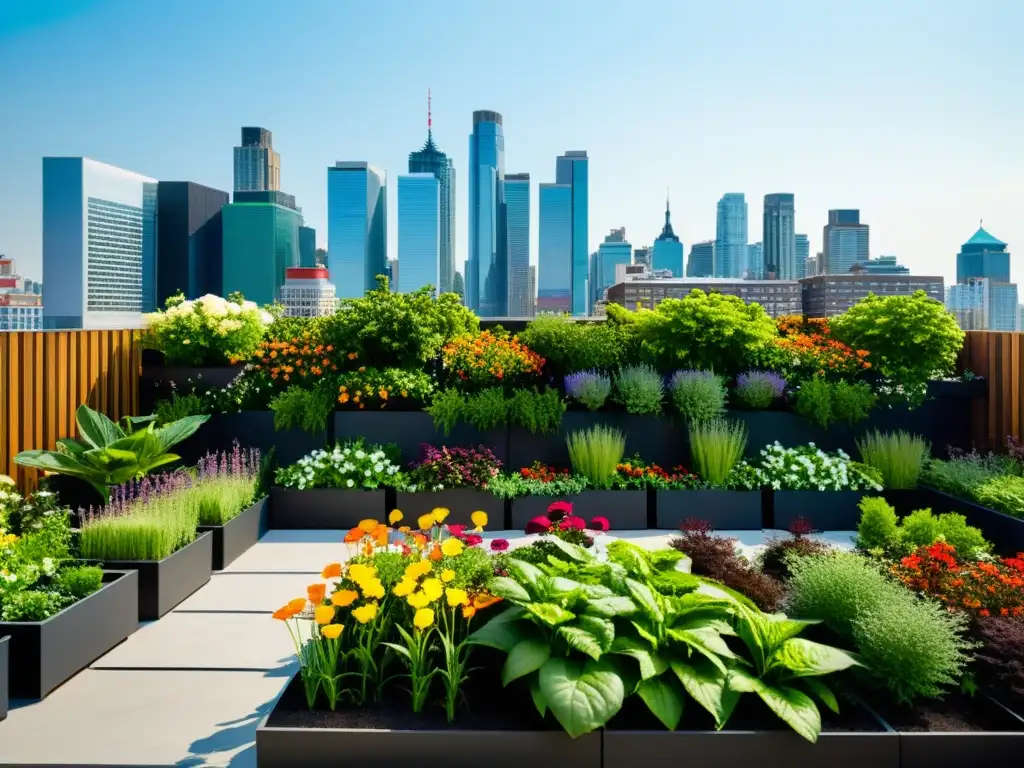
[428,88,432,135]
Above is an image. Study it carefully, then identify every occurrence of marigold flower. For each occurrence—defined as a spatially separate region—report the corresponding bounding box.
[393,578,417,597]
[417,514,436,531]
[446,588,470,607]
[441,568,456,583]
[389,509,404,525]
[272,605,294,621]
[307,583,327,605]
[358,519,379,534]
[432,507,451,524]
[441,538,465,557]
[374,525,390,547]
[471,510,488,530]
[314,605,335,625]
[321,624,344,640]
[398,525,412,534]
[472,593,502,610]
[421,577,444,601]
[351,602,379,624]
[404,560,432,580]
[321,562,342,579]
[347,563,376,584]
[413,533,428,549]
[331,589,359,607]
[360,577,385,600]
[462,605,477,619]
[407,590,432,609]
[287,597,307,613]
[413,608,435,630]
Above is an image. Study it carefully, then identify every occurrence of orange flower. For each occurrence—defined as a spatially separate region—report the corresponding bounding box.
[429,544,443,561]
[272,605,295,620]
[344,527,363,543]
[472,593,502,610]
[374,525,390,547]
[462,605,477,619]
[287,597,307,613]
[413,533,428,549]
[363,541,374,556]
[307,583,327,604]
[331,589,359,607]
[321,562,342,579]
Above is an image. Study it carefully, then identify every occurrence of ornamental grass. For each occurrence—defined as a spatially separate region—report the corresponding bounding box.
[194,444,260,525]
[566,425,626,489]
[856,429,930,490]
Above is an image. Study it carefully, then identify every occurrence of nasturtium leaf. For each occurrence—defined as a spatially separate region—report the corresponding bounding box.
[503,638,551,686]
[538,657,625,738]
[772,637,860,678]
[637,676,684,731]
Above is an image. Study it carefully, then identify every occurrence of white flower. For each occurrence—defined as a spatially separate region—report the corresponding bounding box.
[346,479,354,488]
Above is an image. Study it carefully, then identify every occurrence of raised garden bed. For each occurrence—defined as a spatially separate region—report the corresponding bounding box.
[771,491,869,531]
[198,495,268,570]
[0,570,138,699]
[97,532,212,620]
[256,671,602,768]
[394,489,506,528]
[655,490,764,529]
[334,411,507,464]
[0,635,8,720]
[509,491,649,530]
[174,411,327,468]
[269,488,388,529]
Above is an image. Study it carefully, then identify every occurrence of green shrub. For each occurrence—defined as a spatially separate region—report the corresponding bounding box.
[689,419,748,487]
[972,475,1024,518]
[142,293,271,366]
[787,552,973,703]
[855,498,991,559]
[855,496,901,553]
[1,589,65,622]
[613,364,664,415]
[426,388,564,435]
[55,565,104,601]
[793,377,876,429]
[856,430,930,489]
[922,452,1016,498]
[507,389,565,434]
[154,392,207,424]
[563,370,612,411]
[566,425,626,489]
[668,370,727,423]
[269,384,334,434]
[516,316,639,375]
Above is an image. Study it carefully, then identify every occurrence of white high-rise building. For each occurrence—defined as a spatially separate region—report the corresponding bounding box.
[279,267,337,318]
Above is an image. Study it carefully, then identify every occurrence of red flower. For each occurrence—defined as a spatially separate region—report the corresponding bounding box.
[559,516,586,531]
[464,534,484,547]
[525,516,553,534]
[588,516,610,532]
[490,538,510,552]
[547,500,573,519]
[447,524,467,538]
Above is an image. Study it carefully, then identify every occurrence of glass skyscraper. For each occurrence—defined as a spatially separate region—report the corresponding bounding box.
[822,209,869,274]
[745,242,763,279]
[762,193,796,279]
[468,110,506,316]
[155,181,229,305]
[555,151,589,315]
[652,197,683,276]
[956,227,1010,283]
[795,233,810,280]
[233,127,281,192]
[715,193,747,278]
[505,173,531,316]
[947,277,1020,331]
[594,228,632,309]
[42,157,157,329]
[408,115,455,294]
[538,183,572,313]
[299,225,317,268]
[327,162,387,299]
[687,241,715,277]
[222,202,301,306]
[396,173,440,293]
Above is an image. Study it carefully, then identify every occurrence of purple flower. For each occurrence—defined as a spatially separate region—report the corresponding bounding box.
[564,370,611,411]
[734,370,786,409]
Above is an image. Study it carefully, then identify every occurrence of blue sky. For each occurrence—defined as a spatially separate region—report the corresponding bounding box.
[1,0,1022,286]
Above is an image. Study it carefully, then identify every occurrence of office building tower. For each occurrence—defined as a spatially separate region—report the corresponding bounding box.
[687,241,715,277]
[822,209,869,274]
[762,194,796,279]
[795,234,810,280]
[409,93,456,294]
[467,110,506,315]
[221,200,301,306]
[234,127,281,192]
[807,252,822,277]
[0,293,43,330]
[956,226,1010,283]
[715,193,747,278]
[608,277,800,317]
[155,181,229,305]
[652,195,683,276]
[634,246,652,271]
[946,277,1019,332]
[538,183,572,313]
[299,226,317,268]
[42,157,157,329]
[233,190,296,209]
[527,265,536,316]
[555,151,589,315]
[327,162,387,299]
[504,173,531,315]
[397,173,441,293]
[803,273,944,318]
[387,258,399,288]
[746,243,763,280]
[279,267,337,318]
[850,255,909,274]
[592,228,632,310]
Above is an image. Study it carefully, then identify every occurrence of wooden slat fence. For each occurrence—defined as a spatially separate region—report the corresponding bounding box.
[0,330,142,492]
[959,331,1024,450]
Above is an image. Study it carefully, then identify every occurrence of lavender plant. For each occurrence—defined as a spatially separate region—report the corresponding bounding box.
[669,369,726,423]
[194,444,261,525]
[613,364,664,415]
[564,370,612,411]
[734,370,786,410]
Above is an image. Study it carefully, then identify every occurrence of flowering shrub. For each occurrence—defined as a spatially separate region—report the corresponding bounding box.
[733,370,786,409]
[337,368,435,410]
[402,445,502,491]
[442,330,544,390]
[488,462,589,499]
[892,541,1024,617]
[251,336,342,385]
[275,441,401,491]
[615,457,698,490]
[729,442,883,491]
[773,315,870,379]
[523,500,610,547]
[143,293,273,366]
[564,370,612,411]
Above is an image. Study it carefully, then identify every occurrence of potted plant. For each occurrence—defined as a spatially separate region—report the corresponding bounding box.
[193,445,266,570]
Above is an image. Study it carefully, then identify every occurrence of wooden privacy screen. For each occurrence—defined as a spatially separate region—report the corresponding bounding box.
[0,330,142,492]
[960,331,1024,450]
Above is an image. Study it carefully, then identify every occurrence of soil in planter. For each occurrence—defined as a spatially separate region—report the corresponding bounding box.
[870,693,1022,732]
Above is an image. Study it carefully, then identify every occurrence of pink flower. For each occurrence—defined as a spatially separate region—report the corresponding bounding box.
[525,516,552,534]
[588,516,610,532]
[447,524,467,538]
[491,538,510,552]
[560,516,586,530]
[464,534,484,547]
[547,500,573,519]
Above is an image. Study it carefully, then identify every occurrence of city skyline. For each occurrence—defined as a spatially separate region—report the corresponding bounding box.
[1,1,1022,290]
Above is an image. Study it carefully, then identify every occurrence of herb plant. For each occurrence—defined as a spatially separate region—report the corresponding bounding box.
[733,370,786,409]
[613,364,664,415]
[792,377,877,429]
[193,445,260,525]
[668,369,727,423]
[688,419,748,487]
[564,370,612,411]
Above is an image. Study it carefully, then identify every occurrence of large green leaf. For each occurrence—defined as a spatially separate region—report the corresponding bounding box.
[538,657,625,738]
[468,606,527,652]
[728,668,822,743]
[668,626,737,670]
[525,602,576,627]
[489,576,531,603]
[55,438,88,456]
[136,453,182,476]
[765,617,820,649]
[696,580,758,611]
[503,638,551,686]
[672,659,731,727]
[153,414,208,453]
[637,676,684,730]
[612,636,668,680]
[558,625,604,660]
[578,615,615,653]
[530,679,547,717]
[802,677,839,714]
[625,578,664,623]
[585,595,637,618]
[771,638,860,678]
[507,559,546,597]
[75,405,123,449]
[541,536,591,563]
[14,449,93,476]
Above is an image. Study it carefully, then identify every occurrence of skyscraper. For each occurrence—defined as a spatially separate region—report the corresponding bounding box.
[652,194,683,276]
[468,110,506,316]
[221,201,301,306]
[408,92,456,294]
[946,277,1020,331]
[527,265,536,316]
[555,151,589,315]
[593,228,632,309]
[763,193,796,279]
[397,173,440,293]
[633,246,652,271]
[299,225,317,268]
[795,233,810,280]
[233,127,281,192]
[505,173,531,316]
[822,209,869,274]
[43,157,157,329]
[538,183,572,313]
[746,242,763,279]
[327,162,387,299]
[155,181,229,305]
[687,241,715,277]
[715,193,747,278]
[956,226,1010,283]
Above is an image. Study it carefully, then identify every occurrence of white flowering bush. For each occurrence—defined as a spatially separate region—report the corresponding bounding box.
[275,442,402,490]
[143,293,274,366]
[729,442,883,492]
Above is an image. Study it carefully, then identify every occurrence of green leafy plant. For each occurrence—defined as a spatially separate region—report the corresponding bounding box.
[336,367,436,410]
[15,405,208,502]
[689,419,748,487]
[668,370,727,423]
[507,389,566,435]
[154,392,206,424]
[564,371,612,411]
[613,365,664,415]
[54,565,104,601]
[488,463,590,499]
[516,316,640,376]
[973,475,1024,519]
[142,292,272,365]
[269,383,335,434]
[855,497,990,560]
[922,451,1018,498]
[566,426,626,489]
[732,370,787,410]
[427,388,564,436]
[793,377,876,429]
[856,430,930,489]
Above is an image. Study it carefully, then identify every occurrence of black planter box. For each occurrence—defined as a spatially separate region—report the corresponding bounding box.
[734,411,833,457]
[509,491,649,531]
[0,570,138,699]
[394,489,506,528]
[771,491,873,531]
[269,488,388,529]
[176,411,328,468]
[916,488,1024,556]
[655,490,764,530]
[0,636,8,720]
[334,410,508,465]
[99,532,213,620]
[198,496,269,570]
[140,362,245,413]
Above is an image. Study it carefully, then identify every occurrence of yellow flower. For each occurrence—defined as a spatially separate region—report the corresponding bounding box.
[421,578,444,602]
[0,475,14,487]
[407,591,432,609]
[441,538,465,557]
[287,597,307,613]
[446,588,470,607]
[471,511,488,530]
[393,578,417,597]
[389,509,404,525]
[361,577,385,600]
[431,507,450,524]
[314,605,335,625]
[441,569,456,583]
[413,608,435,630]
[347,563,376,584]
[403,559,433,580]
[352,602,379,624]
[358,519,379,534]
[331,589,359,607]
[321,624,344,640]
[417,513,435,531]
